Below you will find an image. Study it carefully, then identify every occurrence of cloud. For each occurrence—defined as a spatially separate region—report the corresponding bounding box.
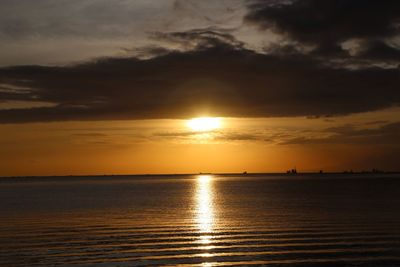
[0,31,399,123]
[215,132,259,141]
[0,0,246,66]
[154,129,261,143]
[154,131,198,138]
[246,0,400,42]
[152,28,245,51]
[284,122,400,145]
[364,120,389,125]
[72,133,109,137]
[0,0,173,40]
[245,0,400,63]
[356,40,400,61]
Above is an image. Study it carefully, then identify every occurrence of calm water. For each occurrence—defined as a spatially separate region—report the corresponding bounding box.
[1,174,400,266]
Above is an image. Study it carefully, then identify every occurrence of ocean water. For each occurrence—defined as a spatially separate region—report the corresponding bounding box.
[1,174,400,267]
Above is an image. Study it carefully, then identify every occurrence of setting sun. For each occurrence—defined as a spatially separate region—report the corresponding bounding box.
[187,117,222,132]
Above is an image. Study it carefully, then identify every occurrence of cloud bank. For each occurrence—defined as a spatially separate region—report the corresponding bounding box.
[0,1,399,123]
[246,0,400,64]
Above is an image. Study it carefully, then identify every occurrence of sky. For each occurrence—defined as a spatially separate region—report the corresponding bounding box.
[0,0,399,176]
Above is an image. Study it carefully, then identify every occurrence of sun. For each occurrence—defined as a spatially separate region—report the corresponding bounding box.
[187,117,222,132]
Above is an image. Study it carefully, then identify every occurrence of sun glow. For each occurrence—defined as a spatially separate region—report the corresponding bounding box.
[187,117,222,132]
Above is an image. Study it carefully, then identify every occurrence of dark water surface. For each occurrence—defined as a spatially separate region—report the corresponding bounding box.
[1,174,400,266]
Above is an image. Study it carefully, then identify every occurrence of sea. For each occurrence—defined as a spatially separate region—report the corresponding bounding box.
[1,173,400,266]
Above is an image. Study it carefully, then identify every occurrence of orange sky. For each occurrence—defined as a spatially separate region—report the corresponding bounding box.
[1,1,400,176]
[1,108,399,176]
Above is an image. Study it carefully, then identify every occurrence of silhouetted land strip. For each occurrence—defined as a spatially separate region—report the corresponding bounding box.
[1,171,400,180]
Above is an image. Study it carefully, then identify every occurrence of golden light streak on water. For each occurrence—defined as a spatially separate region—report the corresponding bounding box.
[195,175,215,265]
[196,175,214,234]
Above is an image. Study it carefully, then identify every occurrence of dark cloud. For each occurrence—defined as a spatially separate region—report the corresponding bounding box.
[246,0,400,43]
[216,132,259,141]
[154,130,259,142]
[356,41,400,61]
[154,131,198,138]
[72,133,109,137]
[284,122,400,145]
[0,32,399,123]
[154,121,400,146]
[364,120,389,126]
[245,0,400,62]
[124,46,173,59]
[152,28,245,50]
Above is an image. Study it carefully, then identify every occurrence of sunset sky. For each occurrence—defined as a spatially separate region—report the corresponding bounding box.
[0,0,399,176]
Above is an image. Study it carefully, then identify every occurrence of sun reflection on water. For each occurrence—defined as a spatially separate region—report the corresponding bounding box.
[196,175,214,233]
[195,174,215,267]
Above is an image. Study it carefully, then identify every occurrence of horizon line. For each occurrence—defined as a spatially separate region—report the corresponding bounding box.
[1,171,400,179]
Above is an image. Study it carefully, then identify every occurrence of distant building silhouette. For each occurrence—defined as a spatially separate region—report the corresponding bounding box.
[372,168,384,173]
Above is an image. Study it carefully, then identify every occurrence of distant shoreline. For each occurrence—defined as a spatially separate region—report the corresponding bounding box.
[1,171,400,179]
